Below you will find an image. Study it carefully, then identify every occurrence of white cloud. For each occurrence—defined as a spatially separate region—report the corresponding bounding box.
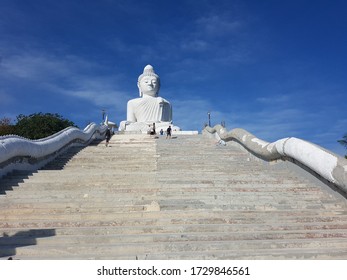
[171,96,310,140]
[2,54,70,80]
[1,50,131,106]
[64,88,129,113]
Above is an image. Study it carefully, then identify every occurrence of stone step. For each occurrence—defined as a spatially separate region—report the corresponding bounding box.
[2,230,347,248]
[8,175,303,185]
[2,212,347,229]
[4,238,347,260]
[1,189,342,204]
[6,248,347,260]
[1,205,343,216]
[7,183,315,194]
[2,206,345,217]
[4,186,324,195]
[2,221,347,237]
[1,182,331,192]
[4,188,331,200]
[1,198,340,212]
[5,180,306,189]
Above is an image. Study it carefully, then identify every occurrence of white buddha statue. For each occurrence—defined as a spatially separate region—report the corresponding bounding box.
[119,65,180,132]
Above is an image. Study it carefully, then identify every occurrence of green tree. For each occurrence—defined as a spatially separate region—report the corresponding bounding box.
[338,133,347,158]
[14,113,77,139]
[0,117,16,136]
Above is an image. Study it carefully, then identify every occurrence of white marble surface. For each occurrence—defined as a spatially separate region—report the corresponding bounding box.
[275,137,338,183]
[119,65,180,132]
[0,123,107,178]
[203,125,347,193]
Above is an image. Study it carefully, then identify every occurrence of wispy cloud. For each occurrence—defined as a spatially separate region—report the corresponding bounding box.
[256,94,291,104]
[1,51,131,105]
[2,53,103,81]
[0,91,14,106]
[172,98,217,131]
[195,15,243,37]
[180,40,209,52]
[0,50,134,126]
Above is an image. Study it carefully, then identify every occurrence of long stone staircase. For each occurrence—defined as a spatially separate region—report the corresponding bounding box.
[1,134,347,259]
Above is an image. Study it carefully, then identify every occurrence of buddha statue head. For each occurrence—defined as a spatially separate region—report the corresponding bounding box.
[137,64,161,97]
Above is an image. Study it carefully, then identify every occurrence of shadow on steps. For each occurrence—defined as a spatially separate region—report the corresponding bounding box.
[0,170,35,195]
[43,139,105,170]
[0,229,56,259]
[0,144,89,193]
[40,145,87,170]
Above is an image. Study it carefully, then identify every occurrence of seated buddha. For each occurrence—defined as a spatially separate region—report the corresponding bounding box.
[119,65,180,132]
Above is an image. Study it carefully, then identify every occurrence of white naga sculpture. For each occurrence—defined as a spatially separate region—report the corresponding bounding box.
[119,65,180,132]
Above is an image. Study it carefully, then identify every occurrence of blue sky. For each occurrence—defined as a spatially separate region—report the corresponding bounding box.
[0,0,346,155]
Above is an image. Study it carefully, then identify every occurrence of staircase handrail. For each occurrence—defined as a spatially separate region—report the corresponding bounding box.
[0,123,107,178]
[203,125,347,193]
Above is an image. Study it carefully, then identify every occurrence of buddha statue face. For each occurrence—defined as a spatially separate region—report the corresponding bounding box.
[138,76,159,97]
[137,64,160,97]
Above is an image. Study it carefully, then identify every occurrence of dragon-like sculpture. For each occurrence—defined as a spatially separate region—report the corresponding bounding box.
[203,125,347,194]
[0,123,107,178]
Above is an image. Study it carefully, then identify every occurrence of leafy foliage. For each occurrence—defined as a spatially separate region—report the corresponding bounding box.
[14,113,77,139]
[0,117,16,136]
[338,134,347,148]
[338,134,347,158]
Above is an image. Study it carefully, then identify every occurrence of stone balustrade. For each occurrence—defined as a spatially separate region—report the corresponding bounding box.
[203,125,347,194]
[0,123,107,178]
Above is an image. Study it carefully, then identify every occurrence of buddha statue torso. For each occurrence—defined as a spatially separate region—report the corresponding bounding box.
[127,96,172,123]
